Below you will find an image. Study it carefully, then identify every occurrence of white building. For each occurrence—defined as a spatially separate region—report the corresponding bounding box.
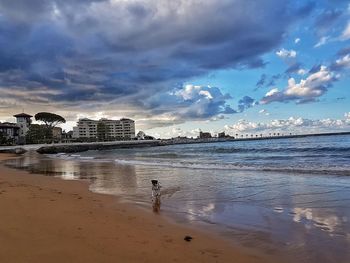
[72,118,135,140]
[13,113,32,144]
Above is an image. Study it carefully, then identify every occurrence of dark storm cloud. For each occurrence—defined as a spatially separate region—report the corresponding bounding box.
[0,0,314,126]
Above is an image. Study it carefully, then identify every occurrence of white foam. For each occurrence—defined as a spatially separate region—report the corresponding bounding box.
[115,158,249,170]
[79,157,95,160]
[114,158,350,175]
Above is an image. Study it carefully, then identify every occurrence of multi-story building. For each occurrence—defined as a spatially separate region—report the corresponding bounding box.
[73,118,97,138]
[72,118,135,140]
[199,131,212,139]
[0,122,20,144]
[13,113,32,144]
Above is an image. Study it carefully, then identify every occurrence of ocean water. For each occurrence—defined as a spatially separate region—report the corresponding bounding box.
[98,134,350,175]
[4,134,350,262]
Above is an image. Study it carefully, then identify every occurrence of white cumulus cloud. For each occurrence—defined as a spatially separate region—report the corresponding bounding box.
[345,112,350,120]
[276,48,297,58]
[225,114,350,134]
[265,88,279,97]
[335,54,350,69]
[261,66,336,104]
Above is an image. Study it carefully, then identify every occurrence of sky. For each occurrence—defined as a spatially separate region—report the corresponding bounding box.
[0,0,349,138]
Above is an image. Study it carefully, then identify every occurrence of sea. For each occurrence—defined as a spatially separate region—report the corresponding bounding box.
[4,134,350,262]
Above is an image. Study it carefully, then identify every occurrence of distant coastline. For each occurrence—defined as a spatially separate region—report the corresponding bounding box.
[222,130,350,142]
[0,131,349,154]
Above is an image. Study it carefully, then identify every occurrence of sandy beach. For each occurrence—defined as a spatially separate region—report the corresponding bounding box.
[0,153,268,263]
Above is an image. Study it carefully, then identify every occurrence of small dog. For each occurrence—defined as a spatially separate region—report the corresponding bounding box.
[151,179,161,199]
[151,180,161,212]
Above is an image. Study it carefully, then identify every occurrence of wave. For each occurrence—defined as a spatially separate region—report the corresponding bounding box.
[212,146,350,154]
[137,153,193,159]
[114,158,350,176]
[46,154,96,161]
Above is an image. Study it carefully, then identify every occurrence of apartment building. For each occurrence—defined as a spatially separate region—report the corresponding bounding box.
[72,118,135,140]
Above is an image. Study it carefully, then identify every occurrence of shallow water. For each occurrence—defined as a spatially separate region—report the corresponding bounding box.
[4,135,350,262]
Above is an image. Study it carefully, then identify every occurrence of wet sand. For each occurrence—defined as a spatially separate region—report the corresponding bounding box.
[0,153,268,263]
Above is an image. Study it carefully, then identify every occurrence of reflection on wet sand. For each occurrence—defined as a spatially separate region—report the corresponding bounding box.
[5,153,138,196]
[3,152,350,263]
[89,164,138,196]
[292,207,345,234]
[152,196,161,213]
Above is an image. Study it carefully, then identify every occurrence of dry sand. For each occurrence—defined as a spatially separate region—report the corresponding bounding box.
[0,153,269,263]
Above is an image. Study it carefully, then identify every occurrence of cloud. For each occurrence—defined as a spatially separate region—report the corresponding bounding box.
[148,126,205,139]
[330,54,350,71]
[267,74,282,87]
[276,48,297,58]
[261,66,337,104]
[314,9,343,36]
[330,47,350,71]
[285,62,305,75]
[314,36,330,48]
[255,74,281,90]
[259,109,270,116]
[308,64,322,74]
[209,114,226,122]
[337,46,350,56]
[237,96,258,112]
[345,112,350,120]
[265,88,279,97]
[0,0,316,128]
[225,114,350,134]
[340,21,350,40]
[255,74,267,89]
[143,84,236,123]
[285,62,307,76]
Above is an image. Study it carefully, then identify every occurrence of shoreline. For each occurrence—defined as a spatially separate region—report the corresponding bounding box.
[0,153,269,263]
[0,131,349,155]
